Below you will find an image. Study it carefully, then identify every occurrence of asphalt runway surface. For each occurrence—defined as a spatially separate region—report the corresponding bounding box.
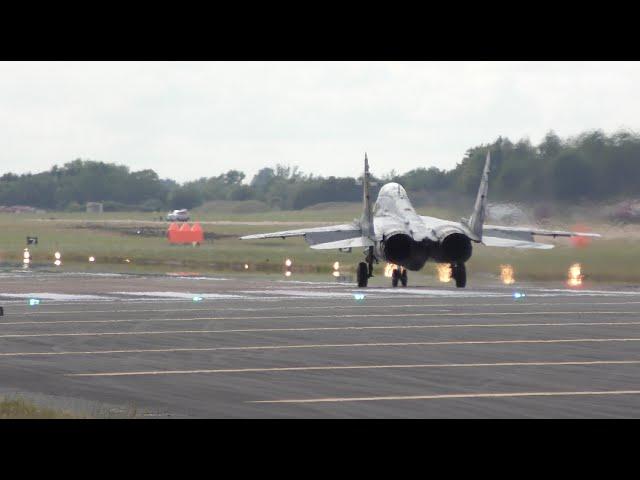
[2,270,640,418]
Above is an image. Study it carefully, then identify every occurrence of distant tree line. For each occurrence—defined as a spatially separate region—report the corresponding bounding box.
[1,129,639,211]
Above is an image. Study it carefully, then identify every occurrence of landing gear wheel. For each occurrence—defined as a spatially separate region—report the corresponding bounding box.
[357,262,369,288]
[391,268,400,288]
[400,268,408,287]
[451,263,467,288]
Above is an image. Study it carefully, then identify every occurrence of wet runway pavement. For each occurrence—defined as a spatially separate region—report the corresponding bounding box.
[1,271,640,417]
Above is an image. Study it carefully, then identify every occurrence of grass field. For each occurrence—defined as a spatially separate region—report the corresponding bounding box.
[0,396,78,419]
[0,203,638,283]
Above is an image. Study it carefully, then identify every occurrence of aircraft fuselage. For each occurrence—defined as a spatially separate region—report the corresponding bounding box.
[372,183,473,270]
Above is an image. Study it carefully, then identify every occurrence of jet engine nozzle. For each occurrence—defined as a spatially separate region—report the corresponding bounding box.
[433,226,473,263]
[382,233,429,271]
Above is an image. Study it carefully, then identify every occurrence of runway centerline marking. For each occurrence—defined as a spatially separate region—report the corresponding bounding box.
[66,359,640,377]
[4,337,640,357]
[1,311,639,327]
[3,321,640,338]
[249,390,640,404]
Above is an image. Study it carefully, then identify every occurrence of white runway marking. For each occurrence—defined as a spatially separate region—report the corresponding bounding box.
[240,290,365,298]
[66,359,640,377]
[365,288,507,297]
[111,291,244,299]
[9,300,640,317]
[168,277,229,281]
[1,310,639,328]
[2,321,640,337]
[4,337,640,357]
[0,293,111,301]
[249,390,640,404]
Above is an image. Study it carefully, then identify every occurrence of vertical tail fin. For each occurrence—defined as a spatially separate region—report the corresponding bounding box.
[360,153,375,238]
[467,151,491,241]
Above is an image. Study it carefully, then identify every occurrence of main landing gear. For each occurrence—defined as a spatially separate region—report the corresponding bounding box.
[357,247,376,288]
[451,263,466,288]
[357,262,369,287]
[391,267,408,288]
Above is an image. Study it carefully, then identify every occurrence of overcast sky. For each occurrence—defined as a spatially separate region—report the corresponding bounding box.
[1,61,638,183]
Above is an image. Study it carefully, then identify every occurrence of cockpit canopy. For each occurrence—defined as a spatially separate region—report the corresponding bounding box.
[374,183,412,217]
[377,182,408,199]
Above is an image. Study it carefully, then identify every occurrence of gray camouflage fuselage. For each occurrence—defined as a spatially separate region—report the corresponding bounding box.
[373,183,472,271]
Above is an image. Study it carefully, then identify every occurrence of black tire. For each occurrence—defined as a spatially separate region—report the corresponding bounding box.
[400,268,408,287]
[453,263,467,288]
[391,268,399,288]
[357,262,369,288]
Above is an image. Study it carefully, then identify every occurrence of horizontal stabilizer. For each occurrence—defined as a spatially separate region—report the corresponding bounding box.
[310,237,375,250]
[482,236,554,249]
[484,225,601,239]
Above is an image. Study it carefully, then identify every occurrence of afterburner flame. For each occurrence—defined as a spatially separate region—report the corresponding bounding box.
[500,264,515,285]
[384,263,397,278]
[567,263,583,287]
[437,264,452,283]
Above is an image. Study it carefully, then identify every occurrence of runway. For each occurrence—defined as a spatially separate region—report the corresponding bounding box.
[2,271,640,417]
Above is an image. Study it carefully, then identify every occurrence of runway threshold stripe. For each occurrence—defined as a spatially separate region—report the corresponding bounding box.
[3,321,640,338]
[66,359,640,377]
[5,337,640,357]
[249,390,640,404]
[1,311,639,327]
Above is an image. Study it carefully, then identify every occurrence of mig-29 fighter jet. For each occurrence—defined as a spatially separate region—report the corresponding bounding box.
[241,153,600,288]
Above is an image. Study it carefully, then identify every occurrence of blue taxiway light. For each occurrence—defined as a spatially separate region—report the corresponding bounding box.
[513,292,526,299]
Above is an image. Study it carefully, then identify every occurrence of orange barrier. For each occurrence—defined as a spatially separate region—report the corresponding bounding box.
[167,223,204,245]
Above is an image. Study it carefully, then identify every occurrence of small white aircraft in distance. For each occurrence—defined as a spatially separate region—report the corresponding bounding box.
[241,153,601,288]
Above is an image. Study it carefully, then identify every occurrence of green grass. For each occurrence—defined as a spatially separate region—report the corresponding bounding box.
[0,207,635,283]
[0,396,79,419]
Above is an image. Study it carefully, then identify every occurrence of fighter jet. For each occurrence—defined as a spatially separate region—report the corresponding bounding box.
[241,153,600,288]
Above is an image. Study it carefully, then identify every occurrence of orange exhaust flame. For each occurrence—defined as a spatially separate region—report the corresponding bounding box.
[567,263,583,287]
[384,263,397,278]
[436,264,452,283]
[500,264,515,285]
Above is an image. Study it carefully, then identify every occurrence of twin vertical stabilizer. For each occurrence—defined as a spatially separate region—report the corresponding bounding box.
[360,153,375,239]
[467,151,491,241]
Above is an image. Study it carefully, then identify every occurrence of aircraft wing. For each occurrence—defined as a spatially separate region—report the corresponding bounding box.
[481,225,600,249]
[240,223,365,247]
